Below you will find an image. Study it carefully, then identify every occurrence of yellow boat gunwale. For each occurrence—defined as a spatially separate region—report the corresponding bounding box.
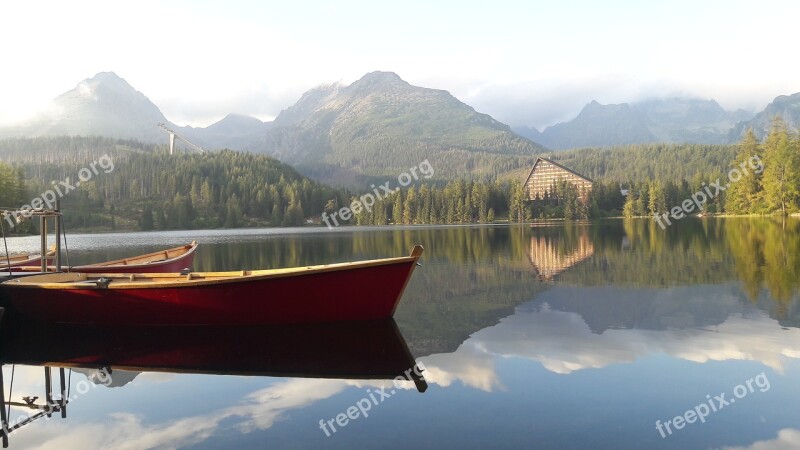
[2,247,423,290]
[77,241,198,268]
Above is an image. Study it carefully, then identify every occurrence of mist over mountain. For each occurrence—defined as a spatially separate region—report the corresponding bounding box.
[515,98,754,150]
[539,101,656,149]
[0,72,174,142]
[0,72,271,153]
[729,92,800,140]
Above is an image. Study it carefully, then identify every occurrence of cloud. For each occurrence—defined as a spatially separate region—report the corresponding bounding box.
[7,377,350,449]
[3,371,427,449]
[721,429,800,450]
[419,345,503,392]
[468,301,800,375]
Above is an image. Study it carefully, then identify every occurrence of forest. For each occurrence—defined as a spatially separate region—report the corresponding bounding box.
[620,120,800,218]
[0,124,796,233]
[0,137,342,231]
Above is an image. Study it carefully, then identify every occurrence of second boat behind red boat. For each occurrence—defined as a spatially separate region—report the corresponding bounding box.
[15,241,198,274]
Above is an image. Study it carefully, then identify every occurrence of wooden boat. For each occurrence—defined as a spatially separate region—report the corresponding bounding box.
[0,247,55,270]
[72,241,198,273]
[0,245,424,326]
[15,241,198,274]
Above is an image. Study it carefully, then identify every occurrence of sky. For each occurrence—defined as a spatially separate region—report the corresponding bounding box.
[1,0,799,129]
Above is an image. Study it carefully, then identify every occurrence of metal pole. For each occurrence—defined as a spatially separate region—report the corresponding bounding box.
[44,367,52,418]
[0,365,8,448]
[59,368,66,418]
[39,215,47,273]
[54,201,61,272]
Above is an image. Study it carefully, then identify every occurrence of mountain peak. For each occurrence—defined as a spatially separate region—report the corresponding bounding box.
[538,100,652,149]
[350,71,408,89]
[263,70,543,184]
[730,91,800,140]
[220,113,264,124]
[29,71,170,141]
[577,101,633,118]
[90,71,124,81]
[79,71,135,92]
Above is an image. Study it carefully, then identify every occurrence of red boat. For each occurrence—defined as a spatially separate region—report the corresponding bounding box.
[0,245,423,326]
[15,241,198,274]
[0,247,55,270]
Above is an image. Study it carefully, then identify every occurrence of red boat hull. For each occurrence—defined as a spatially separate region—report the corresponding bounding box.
[0,252,421,326]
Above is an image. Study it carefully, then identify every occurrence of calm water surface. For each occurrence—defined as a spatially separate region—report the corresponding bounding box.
[2,218,800,449]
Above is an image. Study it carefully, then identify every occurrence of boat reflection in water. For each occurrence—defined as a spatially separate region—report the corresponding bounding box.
[0,319,426,448]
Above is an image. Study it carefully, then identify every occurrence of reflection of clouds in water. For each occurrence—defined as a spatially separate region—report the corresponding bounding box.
[722,428,800,450]
[1,365,50,397]
[467,306,800,374]
[7,374,430,449]
[10,377,351,449]
[235,378,348,433]
[15,412,218,450]
[135,371,177,383]
[6,292,800,448]
[419,344,502,392]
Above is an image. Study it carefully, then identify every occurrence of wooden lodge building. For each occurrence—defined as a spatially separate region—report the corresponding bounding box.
[523,157,593,202]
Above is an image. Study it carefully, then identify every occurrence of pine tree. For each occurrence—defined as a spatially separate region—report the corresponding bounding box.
[508,180,525,222]
[623,191,637,218]
[762,118,800,215]
[648,181,666,216]
[726,129,763,214]
[403,187,416,224]
[271,203,283,226]
[392,193,403,224]
[139,205,154,231]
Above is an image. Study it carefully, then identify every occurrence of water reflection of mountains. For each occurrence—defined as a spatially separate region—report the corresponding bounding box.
[383,219,800,354]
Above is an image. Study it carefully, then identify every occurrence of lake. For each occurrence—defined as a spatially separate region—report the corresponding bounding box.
[1,218,800,449]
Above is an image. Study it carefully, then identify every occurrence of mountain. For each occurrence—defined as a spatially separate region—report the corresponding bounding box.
[2,72,174,142]
[520,98,753,150]
[535,101,655,150]
[183,113,272,151]
[729,92,800,140]
[0,72,270,152]
[512,126,544,143]
[259,71,545,184]
[636,98,751,144]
